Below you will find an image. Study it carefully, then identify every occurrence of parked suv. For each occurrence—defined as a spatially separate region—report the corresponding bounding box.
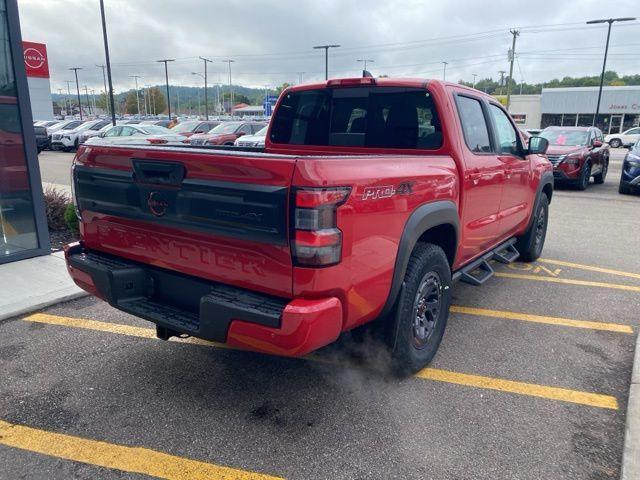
[187,121,266,146]
[605,127,640,148]
[540,126,609,190]
[170,120,221,137]
[51,119,110,151]
[66,78,552,374]
[619,138,640,195]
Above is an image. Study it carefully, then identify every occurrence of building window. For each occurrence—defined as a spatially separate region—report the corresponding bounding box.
[0,0,44,261]
[577,114,593,127]
[561,114,577,127]
[541,114,562,129]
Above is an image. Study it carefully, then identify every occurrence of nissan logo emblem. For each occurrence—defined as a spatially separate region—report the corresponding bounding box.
[23,47,46,69]
[147,191,169,217]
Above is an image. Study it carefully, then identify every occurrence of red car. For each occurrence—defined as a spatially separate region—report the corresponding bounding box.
[187,121,266,146]
[170,120,221,138]
[66,77,552,374]
[540,126,609,190]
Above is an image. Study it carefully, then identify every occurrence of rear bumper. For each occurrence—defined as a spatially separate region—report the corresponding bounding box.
[64,243,343,356]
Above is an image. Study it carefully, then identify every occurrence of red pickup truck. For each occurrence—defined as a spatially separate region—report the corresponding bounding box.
[65,78,553,374]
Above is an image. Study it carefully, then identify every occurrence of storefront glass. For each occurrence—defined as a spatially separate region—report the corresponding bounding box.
[0,0,39,257]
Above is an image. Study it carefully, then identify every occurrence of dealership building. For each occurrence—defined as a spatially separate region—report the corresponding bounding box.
[22,40,53,120]
[509,86,640,134]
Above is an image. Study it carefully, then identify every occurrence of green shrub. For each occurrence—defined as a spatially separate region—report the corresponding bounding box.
[64,203,79,235]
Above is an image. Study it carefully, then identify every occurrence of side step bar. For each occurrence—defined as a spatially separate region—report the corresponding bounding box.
[452,239,519,286]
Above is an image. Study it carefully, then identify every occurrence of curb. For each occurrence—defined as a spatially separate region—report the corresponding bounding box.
[622,331,640,479]
[0,290,88,322]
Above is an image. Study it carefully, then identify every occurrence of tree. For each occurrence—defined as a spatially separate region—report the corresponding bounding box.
[147,86,167,115]
[275,82,291,95]
[124,91,138,114]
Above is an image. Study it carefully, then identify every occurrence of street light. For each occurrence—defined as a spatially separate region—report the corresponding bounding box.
[313,44,340,80]
[472,73,478,89]
[586,17,636,127]
[157,59,175,119]
[357,58,374,71]
[192,72,204,117]
[441,61,448,81]
[99,0,116,125]
[199,57,213,120]
[129,75,142,117]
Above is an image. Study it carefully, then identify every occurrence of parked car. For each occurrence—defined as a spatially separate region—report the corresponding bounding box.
[141,119,173,128]
[619,138,640,195]
[34,120,60,128]
[605,127,640,148]
[86,124,185,146]
[187,121,266,146]
[234,125,268,147]
[78,121,121,145]
[51,119,110,151]
[47,119,85,149]
[66,77,553,375]
[540,126,609,190]
[34,125,48,153]
[170,120,221,137]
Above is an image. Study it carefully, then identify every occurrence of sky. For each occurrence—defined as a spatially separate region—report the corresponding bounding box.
[16,0,640,94]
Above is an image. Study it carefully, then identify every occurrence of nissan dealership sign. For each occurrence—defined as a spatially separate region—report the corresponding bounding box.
[22,41,49,78]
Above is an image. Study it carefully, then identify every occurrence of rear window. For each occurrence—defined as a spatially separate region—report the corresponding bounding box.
[270,86,442,149]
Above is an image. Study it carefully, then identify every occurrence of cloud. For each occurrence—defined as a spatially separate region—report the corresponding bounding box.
[16,0,640,93]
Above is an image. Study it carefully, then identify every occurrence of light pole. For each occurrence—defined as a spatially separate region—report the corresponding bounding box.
[498,70,507,95]
[65,80,73,116]
[441,61,448,81]
[221,59,235,113]
[99,0,117,125]
[199,57,212,120]
[586,17,636,127]
[157,59,174,119]
[472,73,478,89]
[129,75,142,117]
[357,58,374,72]
[96,65,109,116]
[313,44,340,80]
[297,72,305,84]
[191,72,204,118]
[69,67,83,120]
[83,85,92,115]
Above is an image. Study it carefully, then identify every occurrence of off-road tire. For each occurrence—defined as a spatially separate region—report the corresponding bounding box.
[516,193,549,262]
[389,243,451,376]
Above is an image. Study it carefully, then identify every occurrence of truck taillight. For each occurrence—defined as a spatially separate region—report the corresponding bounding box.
[292,187,350,267]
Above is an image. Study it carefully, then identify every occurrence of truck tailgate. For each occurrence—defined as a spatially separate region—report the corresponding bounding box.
[73,145,297,298]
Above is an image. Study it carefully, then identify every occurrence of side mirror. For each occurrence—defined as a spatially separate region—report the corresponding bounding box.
[593,140,603,147]
[237,131,246,137]
[98,131,106,138]
[527,136,549,155]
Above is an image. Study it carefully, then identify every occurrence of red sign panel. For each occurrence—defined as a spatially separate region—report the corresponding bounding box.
[22,41,49,78]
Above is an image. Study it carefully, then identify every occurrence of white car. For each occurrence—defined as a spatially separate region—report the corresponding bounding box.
[50,119,111,151]
[79,121,125,145]
[234,125,268,147]
[605,127,640,148]
[86,124,186,146]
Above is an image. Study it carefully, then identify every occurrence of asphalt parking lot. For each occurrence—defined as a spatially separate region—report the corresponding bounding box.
[1,148,638,479]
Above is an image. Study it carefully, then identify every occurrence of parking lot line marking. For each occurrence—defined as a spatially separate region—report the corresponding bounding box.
[415,368,619,410]
[0,419,283,480]
[538,258,640,281]
[23,313,620,410]
[494,272,640,292]
[450,306,633,333]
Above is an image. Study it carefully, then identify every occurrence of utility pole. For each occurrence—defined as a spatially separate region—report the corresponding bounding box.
[297,72,305,84]
[191,72,205,118]
[199,57,212,120]
[221,59,235,113]
[83,85,92,115]
[129,75,142,117]
[96,64,109,116]
[442,61,448,81]
[91,89,97,113]
[65,81,73,116]
[498,70,507,96]
[157,59,174,119]
[472,73,478,89]
[586,17,636,127]
[357,58,374,72]
[99,0,116,125]
[313,44,340,80]
[506,29,520,111]
[69,67,83,120]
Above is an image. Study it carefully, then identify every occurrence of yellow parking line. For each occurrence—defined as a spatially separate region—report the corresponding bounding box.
[23,313,619,410]
[0,419,282,480]
[414,368,618,410]
[450,305,633,334]
[494,272,640,292]
[538,258,640,281]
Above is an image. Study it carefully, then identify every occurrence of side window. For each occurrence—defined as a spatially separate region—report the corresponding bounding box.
[121,126,136,136]
[251,124,264,134]
[589,130,597,145]
[104,127,120,137]
[596,130,604,141]
[238,124,252,135]
[456,96,492,153]
[628,128,640,135]
[489,104,520,156]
